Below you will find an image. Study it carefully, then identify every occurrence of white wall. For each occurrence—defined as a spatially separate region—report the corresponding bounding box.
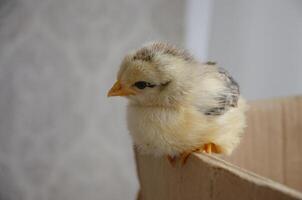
[0,1,185,200]
[186,0,213,61]
[187,0,302,100]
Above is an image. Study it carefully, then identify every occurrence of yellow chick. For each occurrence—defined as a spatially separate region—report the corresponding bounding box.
[108,42,247,165]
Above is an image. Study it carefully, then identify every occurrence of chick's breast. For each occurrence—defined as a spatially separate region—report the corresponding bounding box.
[126,98,225,157]
[127,103,207,156]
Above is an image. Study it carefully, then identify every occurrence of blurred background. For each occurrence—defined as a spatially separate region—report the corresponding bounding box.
[0,0,301,199]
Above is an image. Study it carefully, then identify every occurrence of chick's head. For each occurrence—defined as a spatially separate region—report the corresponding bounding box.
[108,42,197,107]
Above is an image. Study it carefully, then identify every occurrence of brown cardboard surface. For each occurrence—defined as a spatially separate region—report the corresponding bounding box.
[135,96,302,199]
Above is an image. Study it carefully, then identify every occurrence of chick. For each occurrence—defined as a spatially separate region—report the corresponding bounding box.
[108,42,247,165]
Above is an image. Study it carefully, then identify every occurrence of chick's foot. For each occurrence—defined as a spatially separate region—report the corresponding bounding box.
[179,151,193,166]
[166,153,191,166]
[166,155,177,167]
[167,143,222,167]
[203,143,221,154]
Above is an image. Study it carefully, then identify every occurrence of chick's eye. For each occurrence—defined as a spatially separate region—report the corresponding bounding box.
[134,81,148,89]
[133,81,156,89]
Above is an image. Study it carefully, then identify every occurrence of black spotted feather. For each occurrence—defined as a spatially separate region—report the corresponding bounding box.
[204,67,240,116]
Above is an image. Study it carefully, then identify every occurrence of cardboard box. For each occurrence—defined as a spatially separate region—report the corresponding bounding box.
[135,96,302,200]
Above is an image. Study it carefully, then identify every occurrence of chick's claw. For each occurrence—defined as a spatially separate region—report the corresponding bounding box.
[180,151,192,166]
[204,143,212,153]
[166,153,191,167]
[203,143,221,154]
[166,155,177,167]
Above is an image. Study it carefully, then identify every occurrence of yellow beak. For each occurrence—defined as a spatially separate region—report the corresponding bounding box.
[107,80,137,97]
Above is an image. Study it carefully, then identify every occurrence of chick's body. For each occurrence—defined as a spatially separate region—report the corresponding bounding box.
[108,42,247,158]
[127,66,247,157]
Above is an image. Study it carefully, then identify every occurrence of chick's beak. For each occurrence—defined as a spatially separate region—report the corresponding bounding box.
[107,80,136,97]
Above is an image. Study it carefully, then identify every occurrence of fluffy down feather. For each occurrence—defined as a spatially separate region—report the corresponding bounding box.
[109,42,248,157]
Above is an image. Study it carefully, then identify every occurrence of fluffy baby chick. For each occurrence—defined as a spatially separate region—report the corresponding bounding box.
[108,42,247,165]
